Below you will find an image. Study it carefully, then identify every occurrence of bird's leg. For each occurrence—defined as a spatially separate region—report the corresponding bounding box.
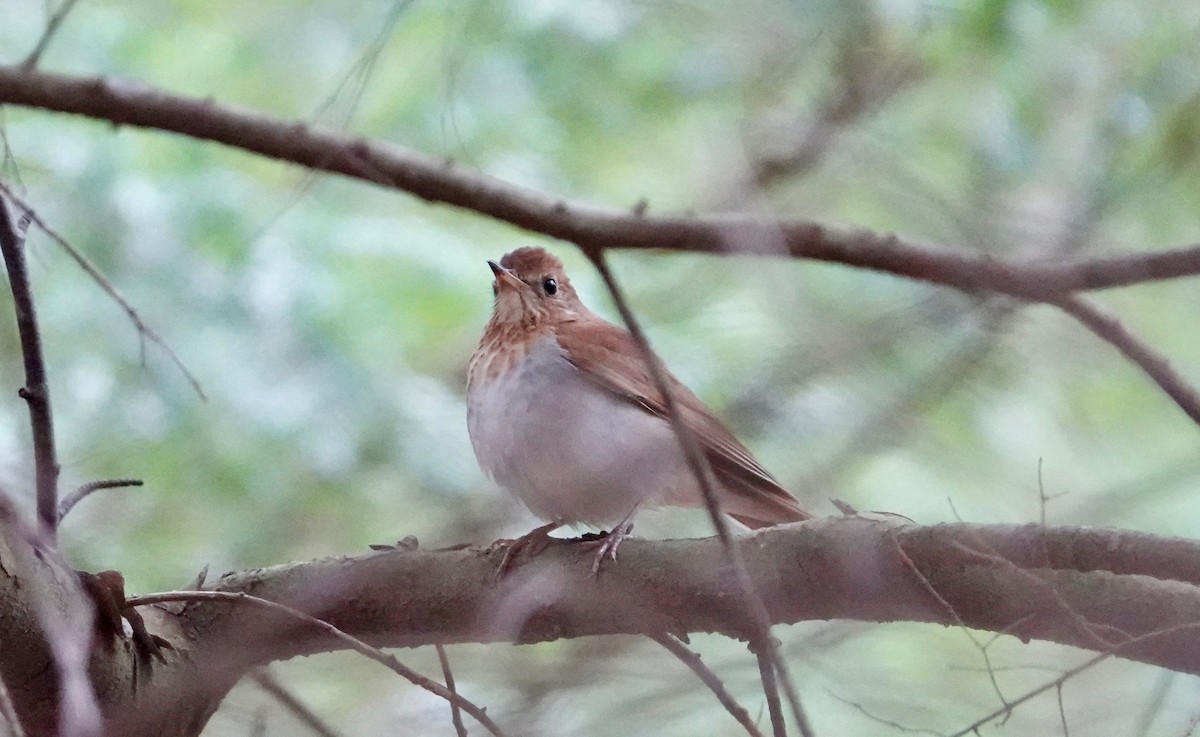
[580,505,639,574]
[492,521,562,580]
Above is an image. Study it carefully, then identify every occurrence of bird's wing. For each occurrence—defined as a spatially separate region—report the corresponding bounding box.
[557,319,810,526]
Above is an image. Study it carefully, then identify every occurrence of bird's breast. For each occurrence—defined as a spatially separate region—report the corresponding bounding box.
[466,334,688,527]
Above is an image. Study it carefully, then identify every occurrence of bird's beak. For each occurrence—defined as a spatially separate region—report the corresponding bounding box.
[488,260,525,293]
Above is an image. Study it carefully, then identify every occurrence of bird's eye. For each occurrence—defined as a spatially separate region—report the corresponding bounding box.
[542,277,558,296]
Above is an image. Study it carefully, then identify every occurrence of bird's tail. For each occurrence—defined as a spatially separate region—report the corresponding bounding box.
[728,497,813,529]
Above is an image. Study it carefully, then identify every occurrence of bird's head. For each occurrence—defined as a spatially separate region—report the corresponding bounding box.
[486,247,585,326]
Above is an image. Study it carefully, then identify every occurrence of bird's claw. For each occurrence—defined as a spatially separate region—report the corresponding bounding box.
[578,522,634,575]
[78,569,170,667]
[491,522,560,581]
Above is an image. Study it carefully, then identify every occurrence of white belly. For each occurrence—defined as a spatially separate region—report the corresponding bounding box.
[467,335,689,527]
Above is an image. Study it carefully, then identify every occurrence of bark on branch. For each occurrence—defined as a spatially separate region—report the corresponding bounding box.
[5,515,1200,735]
[179,519,1200,671]
[3,65,1200,300]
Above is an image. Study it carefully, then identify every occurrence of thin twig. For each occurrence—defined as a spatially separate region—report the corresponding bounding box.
[889,534,1011,711]
[21,0,83,70]
[1036,458,1071,526]
[1054,294,1200,427]
[1055,682,1069,737]
[4,65,1200,300]
[587,251,813,737]
[0,194,59,539]
[126,590,508,737]
[754,647,787,737]
[0,180,206,400]
[948,620,1200,736]
[247,0,416,245]
[651,634,765,737]
[250,668,346,737]
[825,690,944,736]
[435,644,467,737]
[58,478,143,522]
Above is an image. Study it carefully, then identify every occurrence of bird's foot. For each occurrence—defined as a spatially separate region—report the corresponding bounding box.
[577,520,634,575]
[491,522,561,581]
[78,569,171,668]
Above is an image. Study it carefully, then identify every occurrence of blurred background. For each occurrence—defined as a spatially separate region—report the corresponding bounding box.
[2,0,1200,734]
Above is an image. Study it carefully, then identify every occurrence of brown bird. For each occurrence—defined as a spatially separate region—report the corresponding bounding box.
[467,247,811,571]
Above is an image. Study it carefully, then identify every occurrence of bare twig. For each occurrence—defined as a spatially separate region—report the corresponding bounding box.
[749,21,920,189]
[3,66,1200,300]
[126,590,509,737]
[754,647,787,737]
[57,478,143,522]
[0,195,59,539]
[247,0,416,244]
[1055,682,1070,737]
[1131,671,1175,737]
[890,534,1011,710]
[825,690,943,736]
[651,634,765,737]
[0,180,206,400]
[249,669,346,737]
[1054,294,1200,427]
[947,620,1200,737]
[434,645,467,737]
[21,0,83,70]
[588,252,813,737]
[1036,458,1071,526]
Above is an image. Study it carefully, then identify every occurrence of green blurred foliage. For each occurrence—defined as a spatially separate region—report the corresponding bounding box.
[3,0,1200,734]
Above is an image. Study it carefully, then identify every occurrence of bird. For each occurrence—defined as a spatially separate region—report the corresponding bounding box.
[466,246,811,573]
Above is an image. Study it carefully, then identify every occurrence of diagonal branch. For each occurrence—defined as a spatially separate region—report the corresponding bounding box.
[434,645,467,737]
[21,0,83,70]
[1053,295,1200,427]
[948,620,1200,737]
[0,195,59,539]
[58,478,143,523]
[124,590,509,737]
[651,634,765,737]
[2,65,1200,300]
[0,180,206,400]
[588,251,812,737]
[249,669,346,737]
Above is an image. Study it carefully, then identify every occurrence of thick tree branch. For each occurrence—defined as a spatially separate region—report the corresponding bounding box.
[2,65,1200,300]
[161,520,1200,676]
[0,500,139,737]
[7,518,1200,736]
